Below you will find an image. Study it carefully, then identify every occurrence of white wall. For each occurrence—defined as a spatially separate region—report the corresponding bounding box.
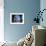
[0,0,4,42]
[40,0,46,27]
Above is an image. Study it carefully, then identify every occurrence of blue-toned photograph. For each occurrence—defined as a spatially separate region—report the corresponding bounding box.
[10,13,24,24]
[12,15,22,22]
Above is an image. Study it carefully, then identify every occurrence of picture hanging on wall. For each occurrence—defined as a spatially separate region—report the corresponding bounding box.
[10,13,24,24]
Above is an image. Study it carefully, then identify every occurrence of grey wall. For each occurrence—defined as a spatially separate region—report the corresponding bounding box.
[4,0,40,42]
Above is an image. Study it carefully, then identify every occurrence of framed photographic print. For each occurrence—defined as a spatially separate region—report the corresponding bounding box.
[10,13,24,24]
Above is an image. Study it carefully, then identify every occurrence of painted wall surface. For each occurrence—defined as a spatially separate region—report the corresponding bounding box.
[0,0,4,42]
[4,0,40,42]
[40,0,46,27]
